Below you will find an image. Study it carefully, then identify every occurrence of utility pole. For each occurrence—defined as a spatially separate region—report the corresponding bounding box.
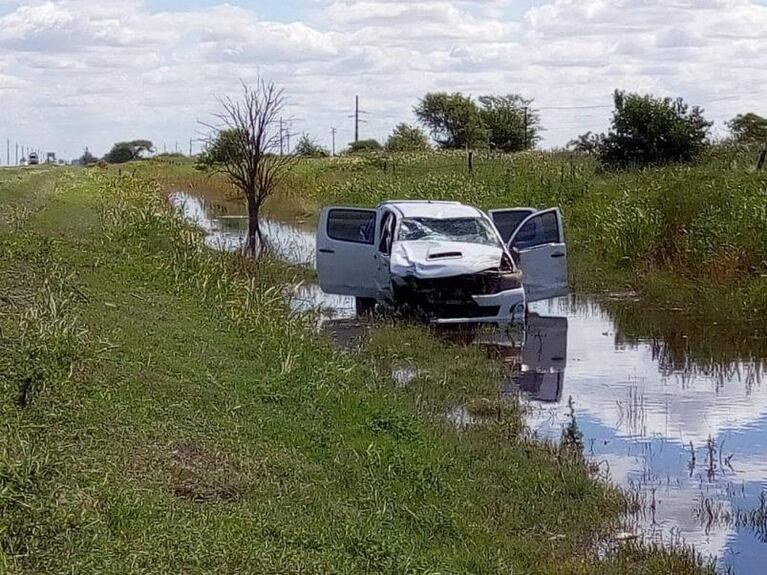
[523,106,529,150]
[348,96,369,143]
[286,121,291,154]
[331,127,337,156]
[189,138,193,157]
[15,143,18,164]
[354,96,359,142]
[6,139,9,165]
[279,118,284,156]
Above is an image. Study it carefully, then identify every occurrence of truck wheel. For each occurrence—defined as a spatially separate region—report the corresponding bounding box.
[355,297,376,316]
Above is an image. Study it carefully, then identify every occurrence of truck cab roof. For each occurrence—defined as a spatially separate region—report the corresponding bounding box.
[377,200,484,220]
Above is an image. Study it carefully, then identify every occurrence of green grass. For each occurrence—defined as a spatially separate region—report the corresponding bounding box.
[0,169,715,573]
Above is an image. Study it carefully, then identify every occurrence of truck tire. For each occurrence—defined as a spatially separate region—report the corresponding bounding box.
[355,297,376,316]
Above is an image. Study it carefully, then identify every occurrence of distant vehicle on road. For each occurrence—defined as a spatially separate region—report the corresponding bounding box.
[46,152,56,164]
[28,152,39,165]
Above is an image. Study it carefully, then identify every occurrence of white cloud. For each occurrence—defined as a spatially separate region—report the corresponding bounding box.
[0,0,766,160]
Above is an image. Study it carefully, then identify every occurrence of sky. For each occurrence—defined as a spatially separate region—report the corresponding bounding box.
[1,0,766,160]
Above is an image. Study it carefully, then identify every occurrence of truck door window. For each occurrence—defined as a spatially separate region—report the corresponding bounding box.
[512,212,560,249]
[327,209,376,244]
[378,213,395,255]
[493,212,533,244]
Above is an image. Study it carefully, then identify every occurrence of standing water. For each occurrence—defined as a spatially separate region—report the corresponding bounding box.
[171,190,767,574]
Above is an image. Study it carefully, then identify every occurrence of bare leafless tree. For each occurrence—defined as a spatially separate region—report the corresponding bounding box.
[202,79,294,256]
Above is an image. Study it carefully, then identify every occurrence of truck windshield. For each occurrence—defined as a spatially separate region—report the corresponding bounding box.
[397,217,500,247]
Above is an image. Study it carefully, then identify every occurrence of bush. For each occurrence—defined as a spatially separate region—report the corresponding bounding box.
[385,124,430,152]
[598,91,712,170]
[347,139,383,154]
[295,134,330,157]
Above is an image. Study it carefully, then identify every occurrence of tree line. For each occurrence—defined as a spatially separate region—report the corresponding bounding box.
[294,90,767,171]
[91,90,767,173]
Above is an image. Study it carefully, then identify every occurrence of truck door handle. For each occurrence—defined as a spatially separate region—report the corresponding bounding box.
[551,253,565,259]
[319,248,335,254]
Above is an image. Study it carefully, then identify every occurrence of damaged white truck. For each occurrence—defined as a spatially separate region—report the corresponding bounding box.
[316,201,568,323]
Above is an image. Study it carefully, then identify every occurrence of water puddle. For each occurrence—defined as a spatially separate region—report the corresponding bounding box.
[171,189,767,574]
[170,191,317,266]
[391,365,419,387]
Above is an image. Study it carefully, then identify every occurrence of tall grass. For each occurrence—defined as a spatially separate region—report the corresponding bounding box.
[96,172,308,335]
[0,237,89,565]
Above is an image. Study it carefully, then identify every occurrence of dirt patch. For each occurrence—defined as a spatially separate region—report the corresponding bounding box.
[168,441,242,504]
[172,482,240,503]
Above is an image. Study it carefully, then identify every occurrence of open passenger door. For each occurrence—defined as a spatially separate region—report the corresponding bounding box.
[508,208,568,302]
[316,207,379,298]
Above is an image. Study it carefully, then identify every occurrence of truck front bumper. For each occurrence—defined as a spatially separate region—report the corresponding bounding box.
[432,287,526,325]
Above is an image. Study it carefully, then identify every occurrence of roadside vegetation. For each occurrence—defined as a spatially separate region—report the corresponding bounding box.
[1,167,715,573]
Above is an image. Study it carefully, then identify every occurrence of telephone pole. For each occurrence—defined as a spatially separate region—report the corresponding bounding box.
[354,96,359,142]
[348,95,369,143]
[330,127,337,156]
[523,106,529,150]
[279,117,285,155]
[286,121,292,154]
[189,138,193,157]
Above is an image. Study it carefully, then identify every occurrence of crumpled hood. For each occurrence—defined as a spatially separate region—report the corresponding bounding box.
[390,240,504,279]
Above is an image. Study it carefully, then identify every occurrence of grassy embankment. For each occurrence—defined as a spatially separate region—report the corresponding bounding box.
[1,167,713,573]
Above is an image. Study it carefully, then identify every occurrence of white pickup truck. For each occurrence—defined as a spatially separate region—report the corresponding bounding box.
[316,201,568,323]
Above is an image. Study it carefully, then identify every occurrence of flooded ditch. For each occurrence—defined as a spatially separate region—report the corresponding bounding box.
[171,190,767,574]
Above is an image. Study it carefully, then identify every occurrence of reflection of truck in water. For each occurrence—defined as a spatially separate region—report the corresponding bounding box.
[28,152,39,165]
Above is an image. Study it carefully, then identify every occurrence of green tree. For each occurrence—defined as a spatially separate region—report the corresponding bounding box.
[385,123,431,152]
[347,139,383,154]
[414,92,487,149]
[727,113,767,145]
[195,129,249,171]
[294,134,329,157]
[567,131,604,155]
[599,91,711,169]
[478,95,539,152]
[104,140,154,164]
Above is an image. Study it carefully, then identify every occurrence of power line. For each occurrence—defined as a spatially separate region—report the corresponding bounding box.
[537,88,767,113]
[703,88,767,105]
[538,103,613,111]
